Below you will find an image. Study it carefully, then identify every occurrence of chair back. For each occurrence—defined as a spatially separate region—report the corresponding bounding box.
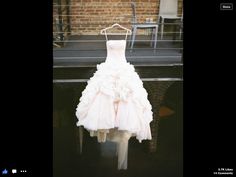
[131,2,137,23]
[159,0,178,15]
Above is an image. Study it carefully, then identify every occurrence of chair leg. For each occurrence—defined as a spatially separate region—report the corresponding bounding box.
[179,27,182,39]
[150,28,154,47]
[173,22,177,40]
[161,18,164,40]
[154,26,158,49]
[130,27,137,50]
[128,27,134,47]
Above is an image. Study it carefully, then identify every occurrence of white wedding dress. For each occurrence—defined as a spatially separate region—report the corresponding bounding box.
[76,40,153,169]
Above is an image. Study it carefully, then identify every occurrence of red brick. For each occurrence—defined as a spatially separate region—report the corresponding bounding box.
[54,0,182,35]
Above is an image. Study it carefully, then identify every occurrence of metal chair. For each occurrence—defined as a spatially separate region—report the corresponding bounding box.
[53,18,64,47]
[158,0,183,39]
[130,2,159,49]
[172,12,183,40]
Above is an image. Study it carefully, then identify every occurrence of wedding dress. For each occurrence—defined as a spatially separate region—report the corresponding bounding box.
[76,39,153,169]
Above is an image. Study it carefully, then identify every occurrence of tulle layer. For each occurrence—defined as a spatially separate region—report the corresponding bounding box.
[76,62,153,142]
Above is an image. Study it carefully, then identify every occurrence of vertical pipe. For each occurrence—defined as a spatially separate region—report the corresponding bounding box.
[57,0,64,41]
[66,0,71,34]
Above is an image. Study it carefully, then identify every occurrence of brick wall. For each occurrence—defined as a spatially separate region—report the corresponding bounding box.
[53,0,183,35]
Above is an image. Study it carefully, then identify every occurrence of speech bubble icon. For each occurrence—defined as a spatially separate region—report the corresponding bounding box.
[12,169,17,174]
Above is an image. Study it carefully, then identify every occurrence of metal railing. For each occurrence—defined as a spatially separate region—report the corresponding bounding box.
[53,2,183,64]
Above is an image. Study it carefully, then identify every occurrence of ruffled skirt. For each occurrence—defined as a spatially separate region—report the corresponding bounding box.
[76,61,153,142]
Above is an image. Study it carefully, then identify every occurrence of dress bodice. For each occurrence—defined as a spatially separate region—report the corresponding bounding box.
[105,40,127,63]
